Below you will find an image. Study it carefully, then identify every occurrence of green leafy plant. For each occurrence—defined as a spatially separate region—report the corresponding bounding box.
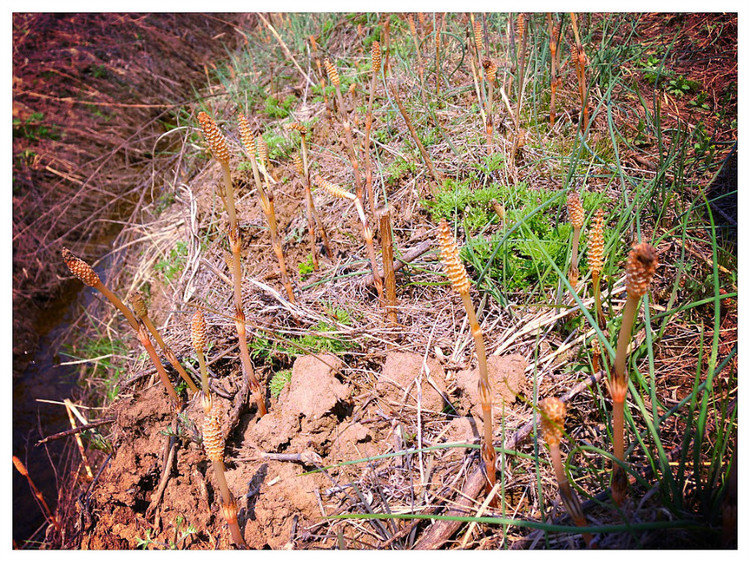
[270,369,293,399]
[154,241,188,282]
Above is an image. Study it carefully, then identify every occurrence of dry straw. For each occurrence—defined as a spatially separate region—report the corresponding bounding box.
[437,219,496,496]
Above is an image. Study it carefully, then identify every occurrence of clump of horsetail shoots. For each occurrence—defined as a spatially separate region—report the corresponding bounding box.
[482,59,497,151]
[591,338,601,373]
[363,41,381,220]
[288,122,332,267]
[239,114,295,303]
[567,191,585,288]
[389,83,441,192]
[569,13,589,134]
[511,13,529,169]
[325,59,365,204]
[62,248,181,407]
[610,242,658,505]
[539,398,593,546]
[466,15,487,140]
[588,208,606,329]
[437,219,496,495]
[315,175,384,305]
[204,112,267,417]
[130,291,199,394]
[202,408,247,547]
[197,112,237,232]
[546,14,563,126]
[256,134,295,303]
[191,309,211,401]
[378,206,398,324]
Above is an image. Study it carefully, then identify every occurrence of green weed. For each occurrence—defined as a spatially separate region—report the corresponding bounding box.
[154,241,188,282]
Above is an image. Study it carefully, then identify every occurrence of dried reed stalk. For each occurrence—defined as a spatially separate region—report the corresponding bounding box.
[610,243,658,505]
[202,409,247,547]
[378,206,398,324]
[437,219,496,496]
[315,175,384,305]
[407,14,426,104]
[567,191,585,289]
[435,13,444,95]
[389,84,441,192]
[539,397,593,546]
[363,41,381,220]
[62,248,181,407]
[130,291,199,394]
[383,16,391,77]
[325,59,365,204]
[200,111,267,416]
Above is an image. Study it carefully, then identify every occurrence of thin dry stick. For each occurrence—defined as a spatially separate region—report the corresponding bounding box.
[62,248,181,406]
[13,456,62,534]
[588,208,606,330]
[466,17,487,134]
[63,399,93,479]
[610,243,658,505]
[434,13,444,95]
[257,13,316,88]
[383,16,391,78]
[437,219,495,496]
[389,84,441,192]
[569,13,589,134]
[325,59,365,204]
[130,291,199,394]
[203,410,247,547]
[567,191,585,289]
[378,206,398,324]
[200,111,267,416]
[539,397,593,546]
[315,175,384,305]
[407,14,426,105]
[363,41,381,221]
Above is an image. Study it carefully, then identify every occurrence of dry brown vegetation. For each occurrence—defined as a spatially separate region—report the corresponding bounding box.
[14,13,737,550]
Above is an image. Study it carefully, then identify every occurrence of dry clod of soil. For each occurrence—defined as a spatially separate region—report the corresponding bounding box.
[455,354,527,422]
[249,353,348,452]
[329,421,377,463]
[376,352,450,412]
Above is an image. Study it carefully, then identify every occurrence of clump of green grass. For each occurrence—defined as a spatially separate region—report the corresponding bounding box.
[62,335,129,405]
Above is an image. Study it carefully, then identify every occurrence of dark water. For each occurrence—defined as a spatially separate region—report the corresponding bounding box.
[12,262,111,546]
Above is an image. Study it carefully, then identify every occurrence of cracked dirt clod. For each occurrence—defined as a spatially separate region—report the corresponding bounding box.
[249,353,348,452]
[455,354,527,423]
[376,352,450,412]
